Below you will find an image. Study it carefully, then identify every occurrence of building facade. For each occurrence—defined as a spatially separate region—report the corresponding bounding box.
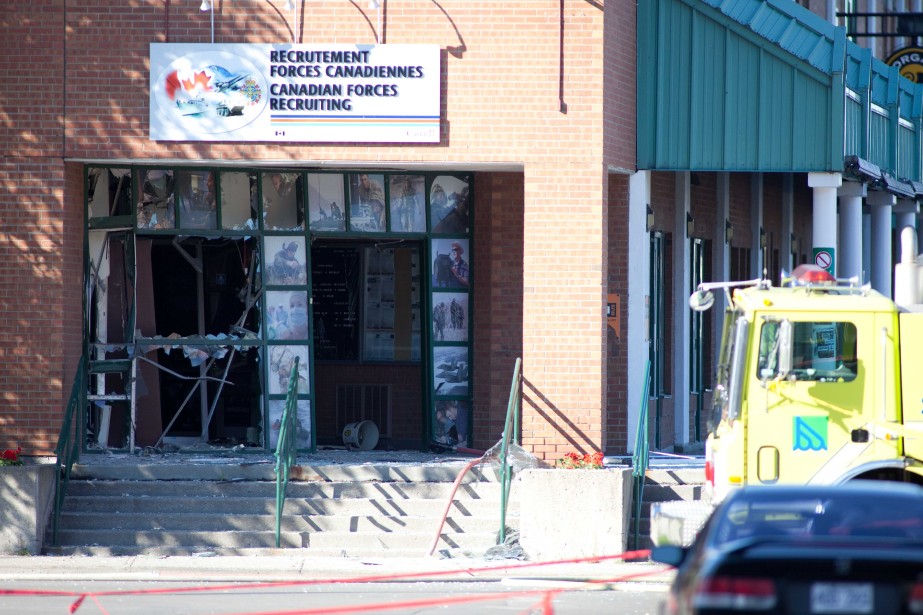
[1,0,920,463]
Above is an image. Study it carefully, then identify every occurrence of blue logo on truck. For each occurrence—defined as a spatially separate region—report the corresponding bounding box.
[794,416,828,451]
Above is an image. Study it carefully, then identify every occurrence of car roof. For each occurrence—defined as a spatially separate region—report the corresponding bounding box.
[722,481,923,503]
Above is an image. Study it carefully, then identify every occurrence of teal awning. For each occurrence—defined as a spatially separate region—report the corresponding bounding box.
[637,0,923,183]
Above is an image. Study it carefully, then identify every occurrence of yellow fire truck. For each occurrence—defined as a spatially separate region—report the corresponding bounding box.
[651,227,923,546]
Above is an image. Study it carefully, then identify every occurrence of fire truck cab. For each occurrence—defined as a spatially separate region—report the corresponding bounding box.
[651,227,923,546]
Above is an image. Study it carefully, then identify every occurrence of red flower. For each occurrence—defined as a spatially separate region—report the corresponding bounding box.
[554,449,604,470]
[0,447,23,466]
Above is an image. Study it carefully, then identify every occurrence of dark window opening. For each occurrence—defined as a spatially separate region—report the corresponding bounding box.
[146,238,258,337]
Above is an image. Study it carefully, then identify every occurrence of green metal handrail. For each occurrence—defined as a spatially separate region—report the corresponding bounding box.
[497,357,522,544]
[631,360,652,550]
[274,356,300,548]
[52,358,86,546]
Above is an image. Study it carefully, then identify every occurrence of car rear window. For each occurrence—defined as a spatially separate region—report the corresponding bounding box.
[712,492,923,546]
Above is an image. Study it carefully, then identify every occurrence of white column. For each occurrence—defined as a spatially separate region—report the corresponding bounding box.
[867,0,879,58]
[837,181,866,282]
[897,211,917,231]
[627,171,652,455]
[673,172,691,447]
[781,174,794,273]
[808,172,842,273]
[867,190,896,297]
[895,200,917,236]
[895,201,918,291]
[750,173,764,279]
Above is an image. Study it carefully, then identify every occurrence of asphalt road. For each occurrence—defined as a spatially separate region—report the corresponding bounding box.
[0,579,667,615]
[0,552,673,614]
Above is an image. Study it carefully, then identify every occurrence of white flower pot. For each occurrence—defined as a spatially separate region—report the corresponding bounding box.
[0,464,56,555]
[519,467,633,561]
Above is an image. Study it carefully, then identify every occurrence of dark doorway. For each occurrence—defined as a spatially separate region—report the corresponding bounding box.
[310,239,426,450]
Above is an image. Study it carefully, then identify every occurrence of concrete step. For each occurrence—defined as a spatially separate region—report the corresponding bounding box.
[51,457,519,558]
[63,479,504,500]
[43,545,494,559]
[643,467,706,487]
[61,495,517,517]
[638,483,704,504]
[55,511,510,534]
[49,529,501,553]
[70,460,498,483]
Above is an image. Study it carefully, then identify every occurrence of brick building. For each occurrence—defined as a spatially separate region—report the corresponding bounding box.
[1,0,920,463]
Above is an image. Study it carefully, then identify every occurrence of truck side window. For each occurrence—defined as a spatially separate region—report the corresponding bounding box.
[757,321,857,382]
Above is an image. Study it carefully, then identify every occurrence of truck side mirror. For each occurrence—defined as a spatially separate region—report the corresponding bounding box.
[778,320,793,377]
[689,289,715,312]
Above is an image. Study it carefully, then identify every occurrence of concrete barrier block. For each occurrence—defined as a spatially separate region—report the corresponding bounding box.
[0,464,56,555]
[519,468,633,561]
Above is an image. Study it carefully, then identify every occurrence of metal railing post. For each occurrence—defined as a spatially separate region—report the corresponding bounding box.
[632,360,652,550]
[53,358,86,546]
[498,357,522,544]
[275,356,300,548]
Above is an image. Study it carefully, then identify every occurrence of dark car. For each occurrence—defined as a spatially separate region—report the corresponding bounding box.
[651,481,923,614]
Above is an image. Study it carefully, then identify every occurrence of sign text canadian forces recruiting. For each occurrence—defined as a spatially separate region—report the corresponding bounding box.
[267,49,426,112]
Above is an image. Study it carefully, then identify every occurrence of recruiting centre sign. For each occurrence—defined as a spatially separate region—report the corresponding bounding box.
[150,43,440,143]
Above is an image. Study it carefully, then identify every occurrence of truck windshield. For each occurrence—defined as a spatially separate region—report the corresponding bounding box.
[757,321,858,382]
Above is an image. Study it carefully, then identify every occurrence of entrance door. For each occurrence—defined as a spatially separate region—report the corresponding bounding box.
[310,240,426,450]
[689,238,711,442]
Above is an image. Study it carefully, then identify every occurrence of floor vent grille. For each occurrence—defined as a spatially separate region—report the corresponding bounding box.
[336,384,392,438]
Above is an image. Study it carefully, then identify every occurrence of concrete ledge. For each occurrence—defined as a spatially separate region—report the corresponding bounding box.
[519,468,633,561]
[0,464,56,555]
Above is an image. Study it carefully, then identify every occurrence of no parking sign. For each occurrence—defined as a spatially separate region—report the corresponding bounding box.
[813,247,835,275]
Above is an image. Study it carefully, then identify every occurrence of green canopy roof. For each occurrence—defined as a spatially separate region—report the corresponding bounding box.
[638,0,923,184]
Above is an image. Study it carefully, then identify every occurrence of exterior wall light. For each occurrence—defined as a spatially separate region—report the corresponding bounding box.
[686,212,694,238]
[725,219,734,245]
[368,0,383,44]
[646,205,655,233]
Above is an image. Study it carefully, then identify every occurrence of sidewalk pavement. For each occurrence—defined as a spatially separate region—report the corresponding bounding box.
[0,553,676,586]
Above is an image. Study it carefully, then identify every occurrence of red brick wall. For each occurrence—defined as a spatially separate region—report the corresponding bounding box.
[604,0,638,171]
[0,1,65,158]
[763,173,784,281]
[729,173,754,249]
[520,161,608,461]
[691,173,718,248]
[0,156,73,455]
[62,1,609,165]
[471,172,524,452]
[605,174,630,453]
[0,0,81,452]
[1,1,621,458]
